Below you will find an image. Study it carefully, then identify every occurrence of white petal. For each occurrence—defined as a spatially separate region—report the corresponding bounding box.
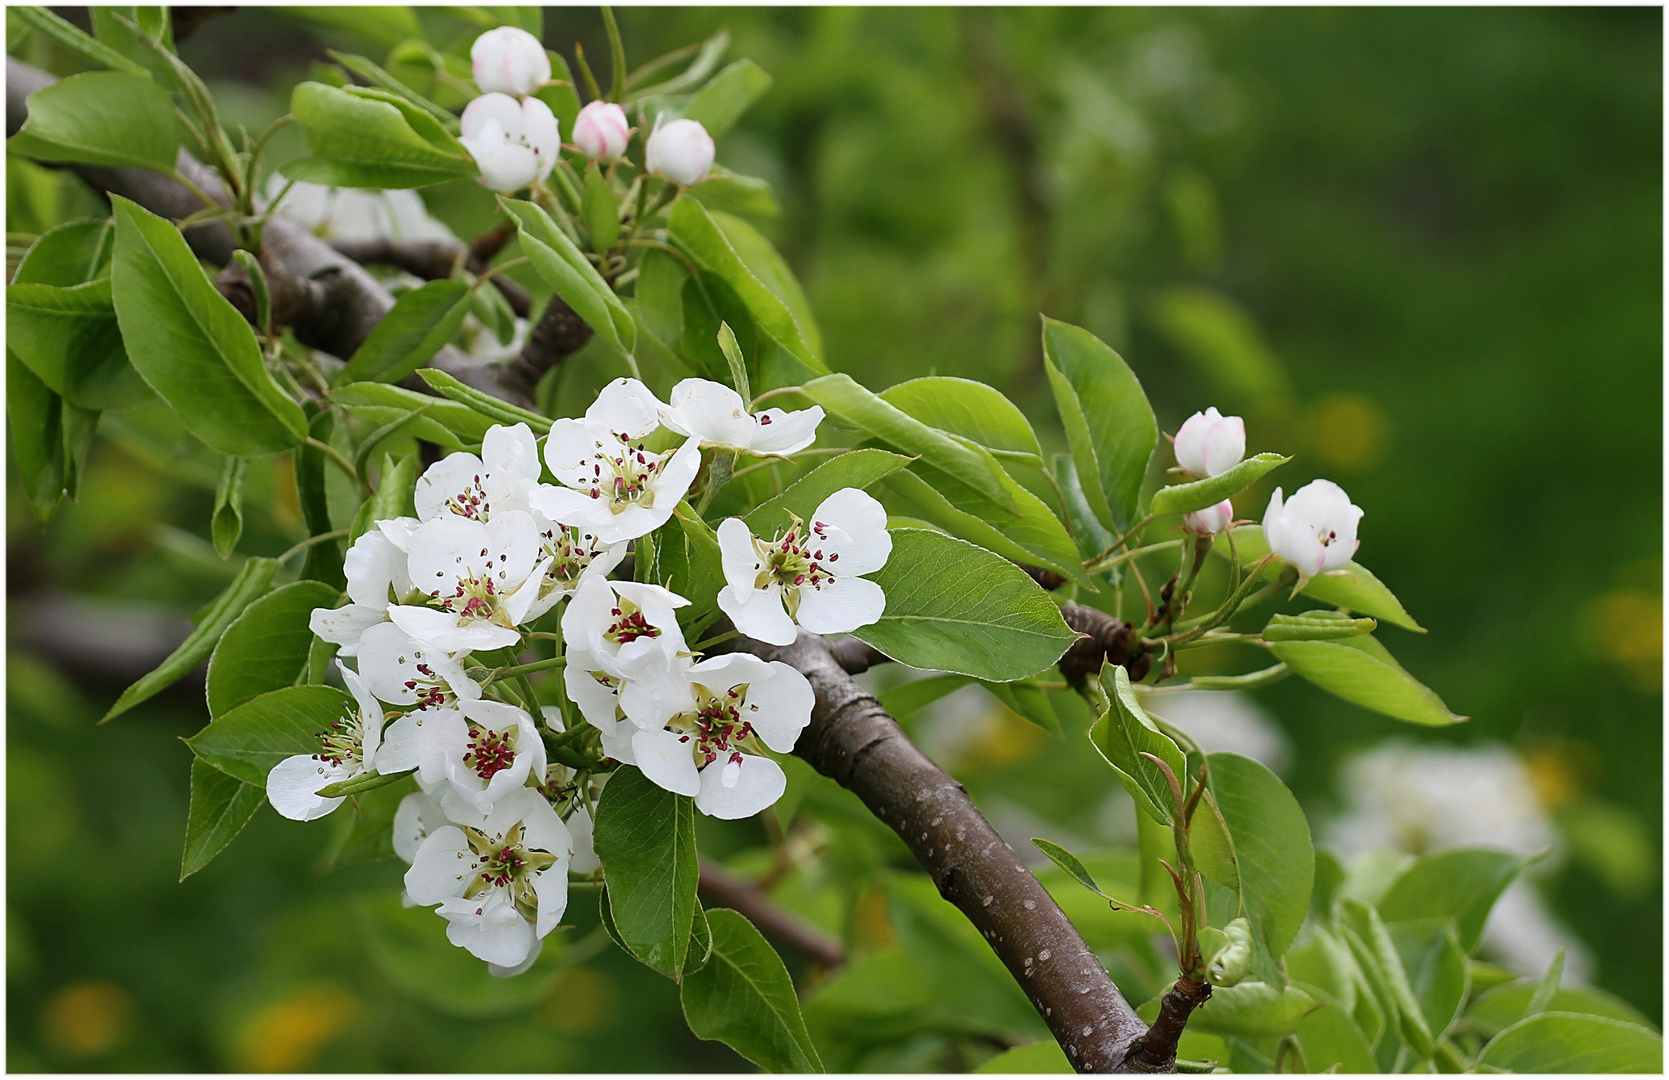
[414,452,489,522]
[811,489,891,574]
[525,484,612,534]
[460,92,525,140]
[738,660,815,753]
[616,652,697,730]
[631,729,700,797]
[344,529,413,606]
[566,806,599,874]
[376,713,423,774]
[541,418,599,487]
[404,824,472,904]
[309,604,384,653]
[749,405,823,456]
[415,708,469,788]
[794,576,885,636]
[695,754,786,819]
[716,517,763,593]
[488,936,543,978]
[440,893,535,967]
[664,378,754,447]
[266,755,346,821]
[718,583,797,646]
[1200,416,1245,477]
[389,605,520,652]
[392,788,449,864]
[588,378,666,438]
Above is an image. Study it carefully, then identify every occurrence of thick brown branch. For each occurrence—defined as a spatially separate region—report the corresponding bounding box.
[1060,601,1149,686]
[330,236,534,317]
[738,631,1151,1072]
[1122,977,1212,1072]
[697,858,846,971]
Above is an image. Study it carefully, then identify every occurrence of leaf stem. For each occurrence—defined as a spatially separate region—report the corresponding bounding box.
[305,437,372,495]
[278,528,349,564]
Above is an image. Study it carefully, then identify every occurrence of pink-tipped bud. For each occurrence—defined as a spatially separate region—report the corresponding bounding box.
[572,101,631,160]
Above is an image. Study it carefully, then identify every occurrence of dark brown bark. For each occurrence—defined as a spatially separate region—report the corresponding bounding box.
[739,631,1152,1072]
[697,858,845,971]
[1122,978,1212,1072]
[330,235,534,317]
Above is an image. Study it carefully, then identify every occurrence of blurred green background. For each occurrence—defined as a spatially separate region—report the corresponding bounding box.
[7,6,1660,1071]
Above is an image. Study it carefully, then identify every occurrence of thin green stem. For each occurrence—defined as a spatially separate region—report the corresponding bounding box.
[488,654,568,682]
[305,437,372,495]
[470,256,529,289]
[1087,537,1184,574]
[692,629,738,652]
[278,528,349,564]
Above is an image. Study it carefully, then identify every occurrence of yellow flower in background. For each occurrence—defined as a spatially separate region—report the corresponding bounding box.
[1306,392,1389,473]
[40,980,133,1057]
[232,983,359,1073]
[1582,588,1662,692]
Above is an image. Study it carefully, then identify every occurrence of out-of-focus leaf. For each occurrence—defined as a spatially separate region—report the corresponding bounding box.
[876,672,972,720]
[975,1042,1072,1073]
[679,908,824,1072]
[1462,979,1655,1040]
[1339,897,1431,1057]
[8,71,179,171]
[681,59,772,138]
[205,580,340,718]
[1477,1013,1663,1073]
[594,765,699,980]
[582,165,621,253]
[1041,316,1156,532]
[852,529,1075,682]
[1295,1000,1377,1073]
[1389,921,1469,1044]
[211,456,247,558]
[9,6,151,75]
[110,198,308,455]
[1376,848,1523,951]
[1270,635,1464,726]
[7,279,148,410]
[338,279,471,384]
[1176,981,1314,1039]
[102,557,280,722]
[1151,286,1289,405]
[180,758,263,880]
[8,350,66,523]
[689,166,779,221]
[274,6,422,47]
[982,679,1064,737]
[185,684,354,785]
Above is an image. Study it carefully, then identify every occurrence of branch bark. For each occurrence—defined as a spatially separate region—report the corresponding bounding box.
[740,631,1153,1072]
[697,858,846,971]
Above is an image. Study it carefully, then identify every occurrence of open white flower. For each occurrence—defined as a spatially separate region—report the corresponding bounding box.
[459,92,559,192]
[518,512,628,624]
[390,511,545,652]
[266,664,386,821]
[563,577,695,730]
[415,698,547,816]
[414,422,541,523]
[394,787,451,866]
[561,645,643,764]
[359,622,483,774]
[1174,407,1245,478]
[716,488,891,646]
[527,378,701,543]
[1262,479,1363,579]
[405,786,571,972]
[262,175,458,244]
[630,653,812,819]
[471,26,550,97]
[660,378,824,456]
[308,529,414,655]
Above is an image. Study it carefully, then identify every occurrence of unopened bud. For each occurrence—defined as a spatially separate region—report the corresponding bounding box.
[572,101,631,160]
[645,117,715,186]
[1183,499,1234,536]
[1174,407,1245,478]
[471,26,551,97]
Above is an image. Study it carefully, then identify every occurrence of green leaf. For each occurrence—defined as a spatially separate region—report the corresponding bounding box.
[351,452,418,544]
[581,165,621,253]
[983,680,1064,738]
[1151,286,1289,405]
[1263,610,1375,642]
[326,49,456,129]
[679,908,824,1072]
[1053,452,1117,565]
[671,198,822,374]
[1218,525,1424,631]
[416,368,552,433]
[332,381,495,450]
[13,218,114,286]
[8,71,179,172]
[1031,838,1110,898]
[231,250,270,334]
[274,6,422,46]
[9,6,152,75]
[879,376,1042,461]
[296,409,345,590]
[593,766,699,979]
[1478,1013,1663,1073]
[102,557,280,722]
[318,775,414,871]
[709,210,823,363]
[1148,453,1288,517]
[1189,789,1240,891]
[1526,947,1565,1018]
[657,504,724,625]
[285,81,477,188]
[1339,897,1432,1057]
[1270,634,1463,726]
[850,529,1076,681]
[1181,981,1315,1039]
[205,580,340,718]
[6,279,148,410]
[683,904,714,976]
[501,197,634,353]
[1377,848,1524,952]
[337,280,471,384]
[875,672,972,720]
[1390,921,1470,1044]
[974,1041,1072,1074]
[180,758,263,880]
[1088,666,1187,825]
[211,456,247,558]
[1040,316,1156,532]
[315,766,416,798]
[185,684,353,786]
[110,198,308,455]
[689,166,780,221]
[681,59,773,138]
[1294,1000,1377,1073]
[802,374,1018,512]
[7,351,66,523]
[1463,980,1654,1040]
[1208,753,1314,983]
[743,449,913,536]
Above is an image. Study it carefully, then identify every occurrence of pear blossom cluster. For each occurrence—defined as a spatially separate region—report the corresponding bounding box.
[1170,405,1364,579]
[460,27,714,193]
[272,374,888,975]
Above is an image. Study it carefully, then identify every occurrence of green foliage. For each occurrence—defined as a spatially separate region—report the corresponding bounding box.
[204,580,339,717]
[184,684,354,786]
[1477,1013,1663,1073]
[1269,634,1465,727]
[1377,849,1525,952]
[593,766,700,980]
[1088,665,1187,825]
[1207,752,1315,987]
[502,197,635,353]
[339,280,472,384]
[679,909,824,1072]
[7,71,179,172]
[1041,316,1156,532]
[1149,453,1288,517]
[680,60,773,139]
[180,757,264,880]
[1219,526,1424,632]
[286,81,477,188]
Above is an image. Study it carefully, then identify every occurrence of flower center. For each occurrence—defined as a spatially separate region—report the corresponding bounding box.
[539,525,602,598]
[314,705,366,770]
[671,683,758,767]
[445,473,491,520]
[583,432,670,514]
[395,648,453,710]
[461,822,558,920]
[464,722,518,782]
[751,516,836,617]
[429,547,515,625]
[604,598,660,646]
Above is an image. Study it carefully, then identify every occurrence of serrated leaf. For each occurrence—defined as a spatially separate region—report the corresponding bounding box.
[180,758,263,880]
[593,766,699,979]
[1149,453,1288,517]
[680,908,824,1072]
[185,684,354,786]
[102,557,280,722]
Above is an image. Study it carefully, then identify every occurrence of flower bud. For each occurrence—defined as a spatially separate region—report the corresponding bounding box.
[1174,406,1245,478]
[1262,479,1363,578]
[460,93,560,192]
[1183,499,1234,536]
[572,101,631,161]
[645,118,715,186]
[471,26,551,97]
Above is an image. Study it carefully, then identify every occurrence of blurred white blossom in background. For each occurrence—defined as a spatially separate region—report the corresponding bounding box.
[1142,689,1292,777]
[262,176,458,243]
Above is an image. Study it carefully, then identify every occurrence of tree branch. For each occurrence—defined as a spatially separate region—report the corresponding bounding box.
[738,631,1152,1072]
[697,858,846,971]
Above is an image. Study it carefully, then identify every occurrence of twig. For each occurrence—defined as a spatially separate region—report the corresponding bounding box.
[697,858,845,970]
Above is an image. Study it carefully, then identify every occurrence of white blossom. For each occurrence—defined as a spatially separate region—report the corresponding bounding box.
[645,117,715,185]
[1174,406,1245,478]
[460,93,559,192]
[1183,499,1235,536]
[390,511,545,652]
[265,664,385,821]
[394,787,451,865]
[628,653,812,819]
[716,488,891,646]
[415,698,547,816]
[405,786,571,972]
[518,512,628,624]
[563,577,695,731]
[526,377,701,543]
[1262,479,1363,579]
[413,422,541,523]
[308,529,413,656]
[571,100,631,160]
[471,26,551,97]
[660,377,824,456]
[262,175,458,243]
